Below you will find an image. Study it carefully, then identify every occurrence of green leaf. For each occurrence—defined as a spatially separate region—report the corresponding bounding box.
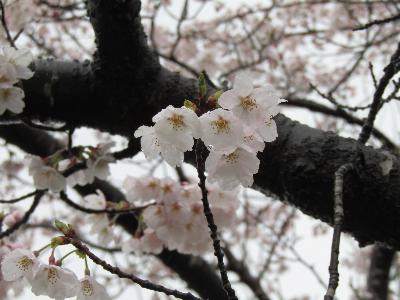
[198,72,207,97]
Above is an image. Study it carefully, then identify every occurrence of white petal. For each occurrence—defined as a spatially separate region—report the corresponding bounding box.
[233,72,253,97]
[160,144,184,167]
[257,119,278,143]
[134,125,154,138]
[218,89,240,110]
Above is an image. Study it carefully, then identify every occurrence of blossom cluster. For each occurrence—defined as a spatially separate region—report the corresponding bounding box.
[122,176,239,255]
[0,47,33,115]
[1,248,110,300]
[27,143,115,193]
[135,73,283,190]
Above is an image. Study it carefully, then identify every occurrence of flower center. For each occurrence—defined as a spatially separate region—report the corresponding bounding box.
[17,256,33,272]
[167,114,185,130]
[223,152,239,164]
[81,279,94,296]
[191,203,202,215]
[211,116,230,134]
[162,184,173,194]
[147,180,158,189]
[240,96,257,111]
[1,89,10,98]
[47,267,59,285]
[0,74,9,83]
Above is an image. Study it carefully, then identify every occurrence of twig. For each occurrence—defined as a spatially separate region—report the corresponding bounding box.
[224,247,270,300]
[353,13,400,31]
[195,140,238,300]
[66,237,202,300]
[59,191,153,214]
[358,41,400,144]
[0,0,16,48]
[0,191,44,239]
[0,190,39,204]
[324,163,353,300]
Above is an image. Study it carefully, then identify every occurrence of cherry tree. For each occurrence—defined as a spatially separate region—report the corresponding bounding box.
[0,0,399,299]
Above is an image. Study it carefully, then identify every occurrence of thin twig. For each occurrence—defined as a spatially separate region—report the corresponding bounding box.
[0,0,16,48]
[59,191,153,214]
[353,13,400,31]
[0,190,39,204]
[358,41,400,144]
[0,191,44,239]
[66,237,202,300]
[324,163,353,300]
[195,140,238,300]
[224,247,270,300]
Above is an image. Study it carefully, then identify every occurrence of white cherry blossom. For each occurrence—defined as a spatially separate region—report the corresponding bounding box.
[153,105,200,151]
[134,125,184,167]
[88,214,115,245]
[123,176,161,204]
[85,142,115,182]
[218,72,281,128]
[0,87,25,115]
[28,264,78,300]
[1,248,38,281]
[208,183,240,228]
[122,228,164,255]
[241,126,265,153]
[0,63,18,88]
[83,190,107,209]
[28,156,66,192]
[1,47,34,80]
[77,275,111,300]
[199,108,244,152]
[205,147,260,190]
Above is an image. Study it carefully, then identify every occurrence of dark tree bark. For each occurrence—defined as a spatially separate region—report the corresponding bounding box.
[366,246,396,300]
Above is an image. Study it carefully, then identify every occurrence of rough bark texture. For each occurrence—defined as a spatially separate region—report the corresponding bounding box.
[366,246,395,300]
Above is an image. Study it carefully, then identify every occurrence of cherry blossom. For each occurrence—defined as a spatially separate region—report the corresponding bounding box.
[199,108,244,152]
[0,87,25,115]
[85,142,115,183]
[205,147,260,190]
[136,178,238,254]
[218,72,281,128]
[134,125,184,167]
[1,248,38,281]
[241,126,265,153]
[123,176,161,204]
[0,47,34,80]
[153,105,201,150]
[28,264,78,300]
[83,190,107,209]
[3,210,24,227]
[0,63,18,88]
[88,214,115,245]
[28,156,66,192]
[135,105,201,167]
[77,275,111,300]
[207,183,240,228]
[122,228,164,255]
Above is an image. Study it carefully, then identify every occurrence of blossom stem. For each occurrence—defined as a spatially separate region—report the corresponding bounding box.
[84,255,90,276]
[33,243,51,257]
[57,249,78,265]
[194,139,238,300]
